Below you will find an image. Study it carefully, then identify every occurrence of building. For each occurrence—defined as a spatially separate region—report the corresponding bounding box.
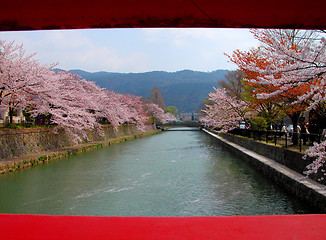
[0,107,25,125]
[180,113,200,122]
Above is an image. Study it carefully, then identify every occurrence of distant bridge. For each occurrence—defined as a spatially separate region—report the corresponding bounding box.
[157,121,203,131]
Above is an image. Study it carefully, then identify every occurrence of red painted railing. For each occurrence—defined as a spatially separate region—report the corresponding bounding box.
[1,214,326,239]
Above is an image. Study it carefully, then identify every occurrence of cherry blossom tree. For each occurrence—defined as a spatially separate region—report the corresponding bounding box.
[29,70,102,140]
[33,71,154,139]
[227,29,326,178]
[146,103,176,124]
[0,39,175,142]
[164,112,177,123]
[0,40,54,123]
[304,140,326,180]
[245,29,326,110]
[201,87,249,132]
[115,93,149,131]
[0,40,157,138]
[228,45,310,143]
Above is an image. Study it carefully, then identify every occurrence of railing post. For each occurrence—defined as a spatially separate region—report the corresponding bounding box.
[275,131,277,146]
[285,132,287,148]
[266,130,268,143]
[259,130,261,141]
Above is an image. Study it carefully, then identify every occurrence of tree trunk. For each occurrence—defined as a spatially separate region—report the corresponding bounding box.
[289,112,301,145]
[8,107,14,124]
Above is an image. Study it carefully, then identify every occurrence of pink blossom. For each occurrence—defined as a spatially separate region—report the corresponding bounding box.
[201,88,249,132]
[0,40,151,141]
[146,103,176,124]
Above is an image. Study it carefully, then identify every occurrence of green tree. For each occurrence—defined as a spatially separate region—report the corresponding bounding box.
[165,106,178,116]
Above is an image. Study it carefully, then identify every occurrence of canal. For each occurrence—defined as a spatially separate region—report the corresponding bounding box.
[0,128,314,216]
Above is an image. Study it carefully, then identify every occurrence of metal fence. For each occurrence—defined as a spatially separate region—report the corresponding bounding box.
[229,129,323,152]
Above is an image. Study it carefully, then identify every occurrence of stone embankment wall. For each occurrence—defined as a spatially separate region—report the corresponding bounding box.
[204,129,326,213]
[220,132,325,185]
[0,124,155,160]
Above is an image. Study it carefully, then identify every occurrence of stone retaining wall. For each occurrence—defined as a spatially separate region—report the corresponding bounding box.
[220,132,325,185]
[204,129,326,213]
[0,124,155,160]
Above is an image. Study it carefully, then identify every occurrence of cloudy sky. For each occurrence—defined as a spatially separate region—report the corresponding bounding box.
[0,28,259,73]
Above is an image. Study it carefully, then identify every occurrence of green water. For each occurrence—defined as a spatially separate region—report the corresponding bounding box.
[0,128,314,216]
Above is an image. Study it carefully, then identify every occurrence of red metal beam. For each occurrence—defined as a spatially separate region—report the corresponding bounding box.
[1,214,326,239]
[1,0,326,31]
[1,1,326,239]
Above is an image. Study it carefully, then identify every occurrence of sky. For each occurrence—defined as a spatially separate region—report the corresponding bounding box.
[0,28,259,73]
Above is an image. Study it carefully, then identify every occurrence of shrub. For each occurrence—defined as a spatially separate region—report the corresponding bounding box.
[250,117,268,130]
[38,155,47,162]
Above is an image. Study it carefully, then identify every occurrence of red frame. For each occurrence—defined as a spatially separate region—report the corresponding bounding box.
[1,0,326,30]
[1,214,326,239]
[1,1,326,239]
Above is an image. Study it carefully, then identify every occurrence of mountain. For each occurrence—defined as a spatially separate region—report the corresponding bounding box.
[68,69,230,112]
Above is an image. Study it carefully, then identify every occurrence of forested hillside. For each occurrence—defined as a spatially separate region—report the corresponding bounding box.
[69,69,229,112]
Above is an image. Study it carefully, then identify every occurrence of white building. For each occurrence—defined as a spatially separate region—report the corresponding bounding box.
[0,107,25,125]
[181,113,200,122]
